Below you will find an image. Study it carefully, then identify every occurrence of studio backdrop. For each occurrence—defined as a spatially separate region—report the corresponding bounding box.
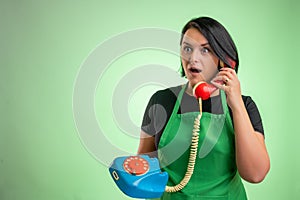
[1,0,299,199]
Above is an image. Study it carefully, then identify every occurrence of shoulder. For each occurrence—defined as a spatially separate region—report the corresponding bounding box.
[241,95,253,104]
[151,85,182,102]
[144,85,183,113]
[241,95,259,110]
[240,95,264,134]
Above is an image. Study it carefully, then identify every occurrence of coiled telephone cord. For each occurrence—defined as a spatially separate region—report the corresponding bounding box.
[165,98,202,193]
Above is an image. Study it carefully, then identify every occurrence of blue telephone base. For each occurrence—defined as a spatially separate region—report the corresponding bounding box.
[109,155,168,199]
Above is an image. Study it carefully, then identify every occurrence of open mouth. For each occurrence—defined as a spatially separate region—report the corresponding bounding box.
[189,68,202,73]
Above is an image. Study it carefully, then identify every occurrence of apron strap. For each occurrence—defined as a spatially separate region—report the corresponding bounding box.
[169,84,187,116]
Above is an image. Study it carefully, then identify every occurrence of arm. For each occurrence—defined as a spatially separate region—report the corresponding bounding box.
[212,68,270,183]
[231,97,270,183]
[137,92,157,155]
[137,89,170,156]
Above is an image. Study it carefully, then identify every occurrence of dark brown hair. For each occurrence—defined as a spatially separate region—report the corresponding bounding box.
[180,17,239,76]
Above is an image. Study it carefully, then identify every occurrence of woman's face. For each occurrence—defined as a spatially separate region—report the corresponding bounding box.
[181,28,219,87]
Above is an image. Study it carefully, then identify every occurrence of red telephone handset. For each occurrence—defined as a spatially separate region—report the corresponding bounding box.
[193,58,236,100]
[193,82,217,100]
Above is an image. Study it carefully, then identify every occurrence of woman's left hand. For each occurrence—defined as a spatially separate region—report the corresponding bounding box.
[211,67,242,110]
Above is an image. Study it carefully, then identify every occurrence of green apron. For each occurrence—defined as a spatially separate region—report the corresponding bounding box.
[155,85,247,200]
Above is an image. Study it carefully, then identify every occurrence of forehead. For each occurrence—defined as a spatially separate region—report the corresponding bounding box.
[182,28,208,45]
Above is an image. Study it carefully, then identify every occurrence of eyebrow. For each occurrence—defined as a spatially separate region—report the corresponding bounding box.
[183,41,210,47]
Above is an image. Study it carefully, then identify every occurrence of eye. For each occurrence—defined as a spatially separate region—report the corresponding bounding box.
[182,45,193,53]
[200,47,210,55]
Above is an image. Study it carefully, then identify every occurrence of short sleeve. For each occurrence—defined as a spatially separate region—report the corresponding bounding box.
[141,88,178,137]
[141,93,157,136]
[243,96,264,135]
[141,91,170,137]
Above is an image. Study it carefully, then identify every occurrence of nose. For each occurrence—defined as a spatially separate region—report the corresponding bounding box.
[190,49,201,64]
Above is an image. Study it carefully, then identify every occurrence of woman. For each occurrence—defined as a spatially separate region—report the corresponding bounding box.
[138,17,270,199]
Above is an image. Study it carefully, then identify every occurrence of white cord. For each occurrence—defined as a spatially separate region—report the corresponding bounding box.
[165,98,202,193]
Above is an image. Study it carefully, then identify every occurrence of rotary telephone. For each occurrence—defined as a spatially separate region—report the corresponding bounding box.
[108,80,222,198]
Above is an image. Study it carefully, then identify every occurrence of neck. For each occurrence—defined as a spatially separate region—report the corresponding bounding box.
[185,83,194,96]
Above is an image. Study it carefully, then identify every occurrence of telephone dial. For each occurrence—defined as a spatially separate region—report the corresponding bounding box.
[109,81,220,198]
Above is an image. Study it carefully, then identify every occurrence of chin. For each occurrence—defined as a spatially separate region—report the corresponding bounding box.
[188,79,202,87]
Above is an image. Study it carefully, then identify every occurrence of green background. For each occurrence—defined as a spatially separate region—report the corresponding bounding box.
[1,0,299,199]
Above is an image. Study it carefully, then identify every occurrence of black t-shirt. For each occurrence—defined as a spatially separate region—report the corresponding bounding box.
[141,85,264,149]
